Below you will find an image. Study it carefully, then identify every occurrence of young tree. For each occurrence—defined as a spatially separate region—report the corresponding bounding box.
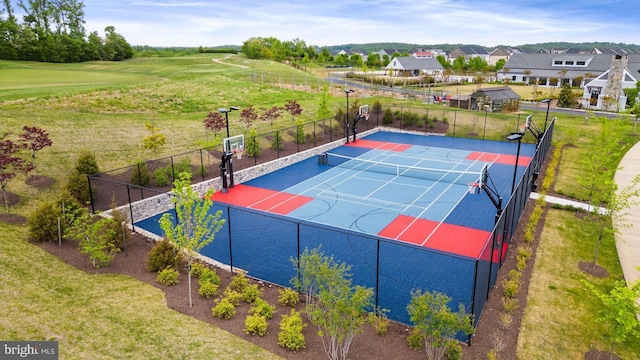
[19,125,52,178]
[260,106,282,130]
[317,85,333,120]
[557,83,577,108]
[407,289,474,360]
[159,172,225,307]
[284,100,303,123]
[239,105,258,129]
[589,175,640,267]
[66,210,120,268]
[582,279,640,357]
[202,111,226,141]
[0,132,30,211]
[142,122,166,159]
[292,247,374,360]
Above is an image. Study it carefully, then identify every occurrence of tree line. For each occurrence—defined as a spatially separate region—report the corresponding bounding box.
[0,0,133,62]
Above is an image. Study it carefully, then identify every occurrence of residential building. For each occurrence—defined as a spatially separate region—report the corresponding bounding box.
[385,56,443,77]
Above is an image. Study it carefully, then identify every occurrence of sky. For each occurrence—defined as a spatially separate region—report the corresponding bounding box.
[80,0,639,48]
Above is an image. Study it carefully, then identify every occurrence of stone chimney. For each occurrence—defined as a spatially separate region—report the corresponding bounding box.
[602,54,628,111]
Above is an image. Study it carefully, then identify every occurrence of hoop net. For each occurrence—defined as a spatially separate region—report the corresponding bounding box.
[467,182,480,194]
[518,124,527,134]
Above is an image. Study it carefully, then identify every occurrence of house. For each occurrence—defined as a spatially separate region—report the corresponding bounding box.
[448,46,490,62]
[385,56,443,77]
[488,47,529,66]
[499,53,640,111]
[582,54,640,111]
[467,86,521,113]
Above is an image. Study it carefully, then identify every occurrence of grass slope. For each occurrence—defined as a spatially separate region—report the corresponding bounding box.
[0,224,281,359]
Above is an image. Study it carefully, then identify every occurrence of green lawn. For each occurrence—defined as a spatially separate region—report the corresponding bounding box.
[1,54,639,359]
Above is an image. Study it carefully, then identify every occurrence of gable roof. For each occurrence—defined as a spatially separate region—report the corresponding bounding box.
[470,86,520,101]
[500,53,617,79]
[385,56,443,71]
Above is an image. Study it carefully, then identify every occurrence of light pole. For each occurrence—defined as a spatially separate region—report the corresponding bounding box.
[345,89,354,143]
[218,106,239,193]
[506,132,523,195]
[542,98,552,132]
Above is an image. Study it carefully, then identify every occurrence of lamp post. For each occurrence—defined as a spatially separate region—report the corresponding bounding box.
[345,89,354,143]
[218,106,239,193]
[542,98,552,132]
[506,132,523,195]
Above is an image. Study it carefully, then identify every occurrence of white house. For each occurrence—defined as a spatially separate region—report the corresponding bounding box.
[385,56,443,77]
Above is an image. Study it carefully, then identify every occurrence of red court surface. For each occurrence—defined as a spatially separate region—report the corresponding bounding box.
[344,139,412,152]
[213,184,313,215]
[379,215,491,258]
[466,151,531,166]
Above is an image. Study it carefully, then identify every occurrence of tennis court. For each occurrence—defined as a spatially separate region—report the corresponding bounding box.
[135,129,545,327]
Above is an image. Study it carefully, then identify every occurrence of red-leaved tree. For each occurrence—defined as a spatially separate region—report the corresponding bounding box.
[20,125,52,178]
[203,112,226,140]
[0,133,31,211]
[260,106,282,130]
[239,106,258,129]
[284,100,303,123]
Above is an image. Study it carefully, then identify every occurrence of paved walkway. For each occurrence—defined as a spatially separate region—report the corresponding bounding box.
[614,141,640,285]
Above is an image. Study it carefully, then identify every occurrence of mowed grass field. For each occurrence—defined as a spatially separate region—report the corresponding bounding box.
[1,54,639,359]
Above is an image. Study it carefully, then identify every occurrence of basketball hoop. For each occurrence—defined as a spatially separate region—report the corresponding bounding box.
[362,113,370,121]
[467,182,480,194]
[234,146,244,159]
[518,124,527,134]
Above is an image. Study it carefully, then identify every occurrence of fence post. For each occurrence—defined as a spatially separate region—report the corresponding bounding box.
[199,149,205,182]
[170,156,175,180]
[88,175,95,214]
[453,110,457,137]
[126,184,135,233]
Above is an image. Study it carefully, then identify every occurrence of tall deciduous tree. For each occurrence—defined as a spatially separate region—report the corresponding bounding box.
[159,172,225,308]
[407,289,474,360]
[260,106,282,130]
[19,125,52,178]
[292,247,373,360]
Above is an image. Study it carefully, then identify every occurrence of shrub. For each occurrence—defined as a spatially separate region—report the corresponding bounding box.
[270,130,283,151]
[244,314,268,336]
[502,296,519,314]
[295,119,306,144]
[382,108,394,125]
[190,262,207,278]
[445,340,462,360]
[229,272,249,292]
[157,268,180,285]
[107,201,130,249]
[175,158,192,177]
[249,298,276,319]
[278,288,300,307]
[508,269,522,282]
[502,278,520,298]
[212,298,236,319]
[407,328,424,350]
[76,150,99,175]
[499,313,512,330]
[242,283,262,304]
[65,170,92,204]
[245,128,261,157]
[518,244,532,260]
[146,239,184,272]
[222,288,243,306]
[368,310,390,335]
[198,268,220,285]
[154,167,170,187]
[198,281,219,298]
[278,309,306,351]
[28,201,62,242]
[130,162,150,186]
[516,256,527,271]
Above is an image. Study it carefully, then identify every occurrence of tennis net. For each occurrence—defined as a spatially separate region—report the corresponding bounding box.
[324,152,484,185]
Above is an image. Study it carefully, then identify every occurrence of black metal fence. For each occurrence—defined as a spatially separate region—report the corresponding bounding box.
[130,119,555,338]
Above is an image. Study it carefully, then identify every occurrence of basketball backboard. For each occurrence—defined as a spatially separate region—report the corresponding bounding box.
[223,134,244,153]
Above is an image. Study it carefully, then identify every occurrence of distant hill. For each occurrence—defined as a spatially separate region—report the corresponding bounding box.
[326,42,640,53]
